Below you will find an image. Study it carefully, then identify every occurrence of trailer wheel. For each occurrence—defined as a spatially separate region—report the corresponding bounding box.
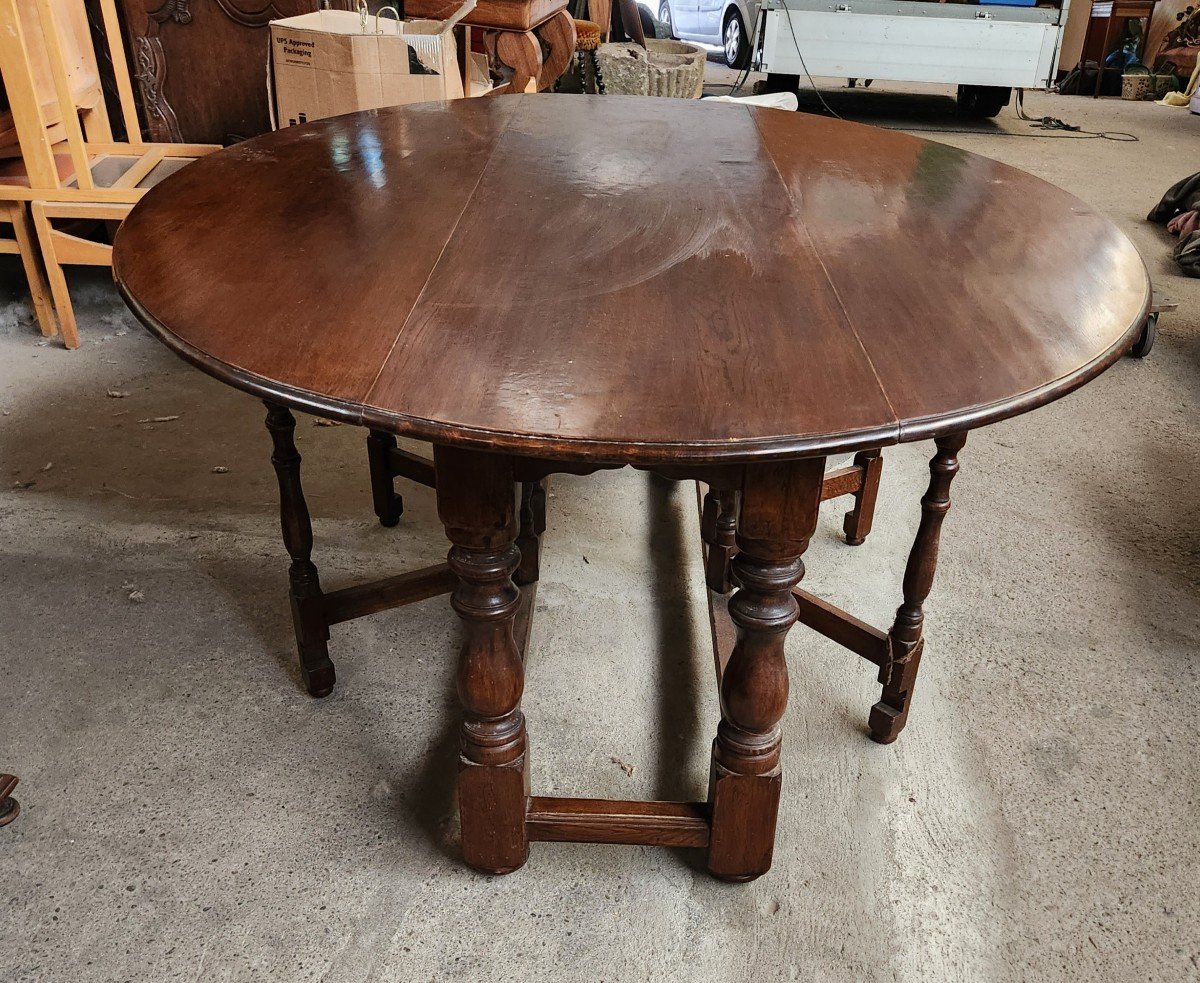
[957,85,1012,118]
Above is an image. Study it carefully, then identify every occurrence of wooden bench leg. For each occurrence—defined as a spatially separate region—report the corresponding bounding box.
[843,448,882,545]
[869,434,966,744]
[366,429,404,528]
[30,202,79,349]
[707,458,825,881]
[534,9,576,90]
[264,401,335,698]
[495,29,542,94]
[7,202,58,339]
[435,446,529,874]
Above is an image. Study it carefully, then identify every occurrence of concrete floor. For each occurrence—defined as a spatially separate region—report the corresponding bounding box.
[2,87,1198,982]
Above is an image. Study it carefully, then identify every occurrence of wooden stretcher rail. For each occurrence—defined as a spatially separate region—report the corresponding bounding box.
[386,446,437,488]
[791,588,889,666]
[112,146,166,189]
[818,464,864,500]
[526,797,711,847]
[322,562,455,625]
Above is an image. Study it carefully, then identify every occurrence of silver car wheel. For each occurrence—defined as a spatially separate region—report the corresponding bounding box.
[723,14,741,66]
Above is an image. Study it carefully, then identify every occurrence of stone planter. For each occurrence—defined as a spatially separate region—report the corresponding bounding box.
[595,39,705,99]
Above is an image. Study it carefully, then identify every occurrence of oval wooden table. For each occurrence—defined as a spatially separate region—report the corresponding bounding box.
[113,94,1149,882]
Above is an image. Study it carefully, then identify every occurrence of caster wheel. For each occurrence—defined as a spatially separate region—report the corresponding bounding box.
[1130,311,1157,358]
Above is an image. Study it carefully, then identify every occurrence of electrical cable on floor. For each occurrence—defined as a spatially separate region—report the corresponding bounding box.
[881,119,1139,141]
[700,19,759,98]
[1009,88,1138,141]
[782,1,844,120]
[704,62,753,96]
[772,5,1139,142]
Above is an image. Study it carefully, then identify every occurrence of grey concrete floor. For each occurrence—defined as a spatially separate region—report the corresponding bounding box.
[2,87,1198,982]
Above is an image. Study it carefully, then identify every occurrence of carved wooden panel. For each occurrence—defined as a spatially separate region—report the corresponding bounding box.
[116,0,327,144]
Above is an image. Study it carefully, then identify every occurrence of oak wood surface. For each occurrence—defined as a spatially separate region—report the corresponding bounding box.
[526,796,711,847]
[322,562,456,625]
[114,95,1149,464]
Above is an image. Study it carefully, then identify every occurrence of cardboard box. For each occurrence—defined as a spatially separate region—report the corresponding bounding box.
[268,3,485,129]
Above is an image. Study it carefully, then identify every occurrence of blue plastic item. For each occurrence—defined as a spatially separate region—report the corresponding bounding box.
[981,0,1038,6]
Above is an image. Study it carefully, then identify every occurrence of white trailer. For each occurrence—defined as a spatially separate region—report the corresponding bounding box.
[756,0,1072,115]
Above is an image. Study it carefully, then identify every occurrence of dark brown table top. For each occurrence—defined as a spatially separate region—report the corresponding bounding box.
[114,94,1149,465]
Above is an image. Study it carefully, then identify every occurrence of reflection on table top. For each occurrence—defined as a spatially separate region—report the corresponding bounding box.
[114,94,1149,464]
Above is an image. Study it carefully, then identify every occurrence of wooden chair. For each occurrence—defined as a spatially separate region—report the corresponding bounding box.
[0,0,219,347]
[0,198,56,331]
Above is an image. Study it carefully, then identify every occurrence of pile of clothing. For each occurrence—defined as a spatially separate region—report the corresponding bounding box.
[1148,171,1200,276]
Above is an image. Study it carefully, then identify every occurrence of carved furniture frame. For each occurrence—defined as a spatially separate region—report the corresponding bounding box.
[126,0,291,144]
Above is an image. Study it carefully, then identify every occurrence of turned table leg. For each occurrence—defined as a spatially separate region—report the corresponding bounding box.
[366,430,404,528]
[870,434,967,744]
[708,458,826,881]
[435,446,529,874]
[264,401,335,698]
[843,448,883,546]
[701,487,738,595]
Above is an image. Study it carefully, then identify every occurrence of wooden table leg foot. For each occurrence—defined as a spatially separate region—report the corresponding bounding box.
[843,448,882,546]
[301,660,336,699]
[265,401,336,698]
[0,775,19,828]
[707,460,825,881]
[367,430,404,528]
[868,647,920,745]
[869,434,965,744]
[437,446,530,874]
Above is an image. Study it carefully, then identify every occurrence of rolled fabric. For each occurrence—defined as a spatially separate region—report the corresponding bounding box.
[1167,209,1200,237]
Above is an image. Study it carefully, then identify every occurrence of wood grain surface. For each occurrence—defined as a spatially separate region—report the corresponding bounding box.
[113,95,1150,463]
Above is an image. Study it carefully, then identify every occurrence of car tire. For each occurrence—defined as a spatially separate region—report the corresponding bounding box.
[658,0,673,37]
[956,84,1011,118]
[723,8,750,70]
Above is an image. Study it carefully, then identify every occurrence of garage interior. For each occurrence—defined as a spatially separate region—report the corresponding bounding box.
[1,2,1197,981]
